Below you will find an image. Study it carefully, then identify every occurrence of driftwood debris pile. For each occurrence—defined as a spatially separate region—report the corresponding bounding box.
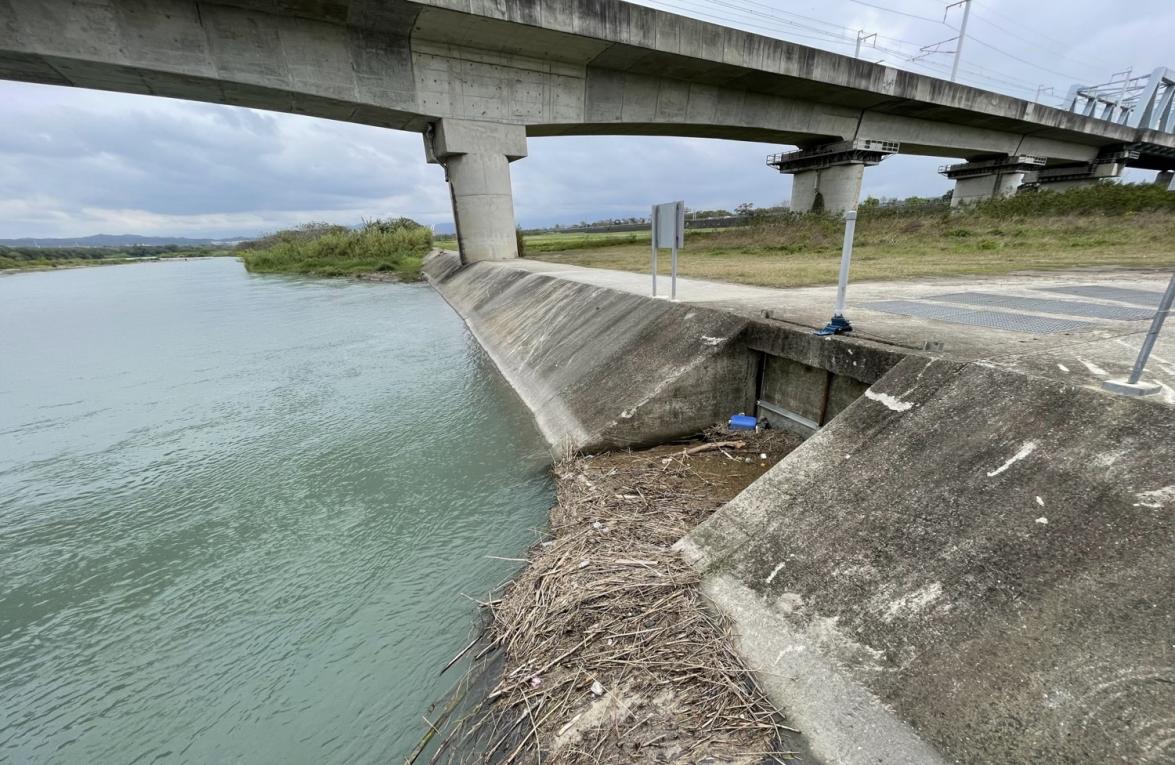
[418,429,803,764]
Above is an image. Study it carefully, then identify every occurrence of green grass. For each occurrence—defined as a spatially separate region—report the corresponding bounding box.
[0,249,231,272]
[0,255,135,271]
[239,220,433,279]
[523,184,1175,288]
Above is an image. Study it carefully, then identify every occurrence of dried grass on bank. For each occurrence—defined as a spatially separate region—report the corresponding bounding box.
[425,429,802,764]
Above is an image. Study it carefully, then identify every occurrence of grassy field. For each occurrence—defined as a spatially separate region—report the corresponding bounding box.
[0,249,230,272]
[239,220,433,279]
[518,184,1175,288]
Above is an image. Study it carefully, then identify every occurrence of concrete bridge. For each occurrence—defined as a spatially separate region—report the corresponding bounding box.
[3,0,1174,260]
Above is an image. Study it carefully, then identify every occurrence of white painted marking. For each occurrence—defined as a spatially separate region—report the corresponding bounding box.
[1133,486,1175,509]
[765,562,786,585]
[986,441,1038,477]
[700,335,724,346]
[1056,363,1070,373]
[1035,496,1045,507]
[1035,517,1049,525]
[864,388,915,412]
[883,582,943,622]
[1155,382,1175,406]
[1076,357,1108,376]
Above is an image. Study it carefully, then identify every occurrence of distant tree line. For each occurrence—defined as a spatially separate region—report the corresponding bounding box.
[520,181,1173,235]
[0,243,222,263]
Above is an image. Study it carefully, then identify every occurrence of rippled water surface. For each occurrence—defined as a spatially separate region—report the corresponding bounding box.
[0,259,553,763]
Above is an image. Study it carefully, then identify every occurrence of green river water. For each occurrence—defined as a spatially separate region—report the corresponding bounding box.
[0,258,553,763]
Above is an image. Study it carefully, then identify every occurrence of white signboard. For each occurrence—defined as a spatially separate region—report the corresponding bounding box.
[650,200,685,300]
[652,201,685,249]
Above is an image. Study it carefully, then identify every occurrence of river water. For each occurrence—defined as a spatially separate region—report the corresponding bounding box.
[0,259,552,763]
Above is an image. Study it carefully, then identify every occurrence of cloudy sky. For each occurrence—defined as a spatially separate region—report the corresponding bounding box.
[1,0,1170,239]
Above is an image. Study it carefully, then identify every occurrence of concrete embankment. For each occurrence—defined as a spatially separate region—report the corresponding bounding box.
[426,250,1175,764]
[423,250,900,453]
[681,357,1175,765]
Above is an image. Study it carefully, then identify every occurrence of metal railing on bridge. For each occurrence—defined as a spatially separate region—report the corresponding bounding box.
[1066,67,1175,134]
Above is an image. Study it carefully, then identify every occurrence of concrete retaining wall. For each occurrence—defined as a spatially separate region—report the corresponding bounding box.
[426,253,1173,761]
[425,251,901,452]
[424,251,758,452]
[680,356,1175,764]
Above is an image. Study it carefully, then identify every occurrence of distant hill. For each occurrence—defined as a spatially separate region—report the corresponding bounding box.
[0,234,245,248]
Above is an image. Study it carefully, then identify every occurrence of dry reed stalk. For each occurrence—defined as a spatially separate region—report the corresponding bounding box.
[424,430,802,765]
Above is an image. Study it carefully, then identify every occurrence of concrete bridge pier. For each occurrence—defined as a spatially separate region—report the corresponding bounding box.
[425,119,527,262]
[940,155,1046,207]
[791,164,866,214]
[767,140,898,214]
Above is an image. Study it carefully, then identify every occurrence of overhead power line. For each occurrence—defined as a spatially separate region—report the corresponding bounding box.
[639,0,1109,106]
[968,11,1106,78]
[654,0,1063,97]
[848,0,955,27]
[964,34,1087,83]
[971,0,1119,70]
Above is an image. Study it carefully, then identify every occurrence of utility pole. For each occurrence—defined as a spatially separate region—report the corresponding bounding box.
[855,30,877,59]
[947,0,972,83]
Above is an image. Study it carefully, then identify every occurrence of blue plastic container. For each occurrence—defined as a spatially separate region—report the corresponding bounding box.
[728,414,757,431]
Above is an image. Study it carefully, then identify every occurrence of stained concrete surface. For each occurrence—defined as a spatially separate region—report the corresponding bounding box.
[429,252,1174,762]
[423,250,758,452]
[681,356,1175,764]
[425,250,912,451]
[499,258,1175,406]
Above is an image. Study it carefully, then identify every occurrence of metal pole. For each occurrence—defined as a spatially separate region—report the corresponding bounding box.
[650,204,658,297]
[855,30,876,59]
[1126,271,1175,384]
[670,244,678,300]
[833,211,857,317]
[949,0,971,83]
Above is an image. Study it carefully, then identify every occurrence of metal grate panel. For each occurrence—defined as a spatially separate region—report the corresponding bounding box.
[929,292,1153,321]
[1035,285,1165,307]
[863,300,1094,334]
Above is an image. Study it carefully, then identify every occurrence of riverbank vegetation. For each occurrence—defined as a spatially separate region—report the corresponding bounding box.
[417,429,806,763]
[238,218,433,279]
[0,244,228,271]
[521,183,1175,287]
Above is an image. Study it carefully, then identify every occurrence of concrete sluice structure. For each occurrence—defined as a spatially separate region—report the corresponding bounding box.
[426,250,1175,764]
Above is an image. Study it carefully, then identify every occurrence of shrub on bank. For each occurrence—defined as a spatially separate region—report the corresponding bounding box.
[239,218,433,278]
[663,181,1175,260]
[964,181,1175,217]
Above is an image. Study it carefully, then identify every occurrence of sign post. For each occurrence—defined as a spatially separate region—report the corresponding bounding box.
[1103,270,1175,396]
[815,210,858,336]
[1104,175,1175,394]
[650,201,685,300]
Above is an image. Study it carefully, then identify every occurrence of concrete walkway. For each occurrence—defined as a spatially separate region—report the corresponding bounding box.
[494,258,1175,406]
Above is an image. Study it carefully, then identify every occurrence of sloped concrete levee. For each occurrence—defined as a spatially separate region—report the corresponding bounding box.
[427,252,1173,762]
[423,250,902,452]
[424,250,758,452]
[680,357,1175,765]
